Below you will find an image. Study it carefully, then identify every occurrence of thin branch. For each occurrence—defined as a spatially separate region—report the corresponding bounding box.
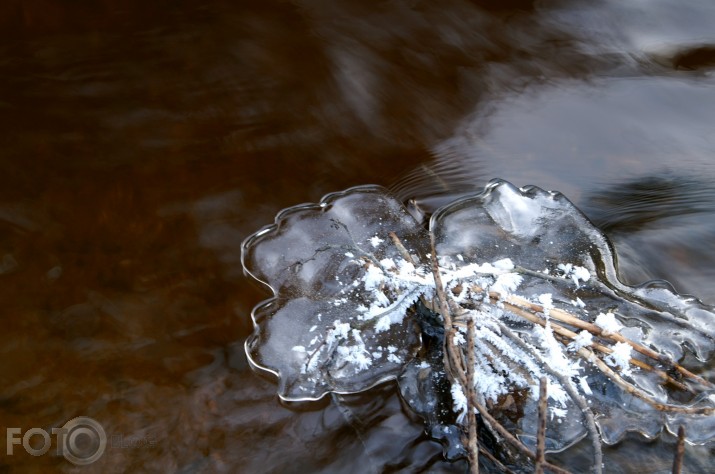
[429,233,454,329]
[388,231,416,265]
[427,236,572,474]
[496,322,603,474]
[672,426,685,474]
[467,318,479,474]
[535,377,548,474]
[464,388,572,474]
[485,289,711,389]
[575,345,714,415]
[477,440,516,474]
[492,297,695,393]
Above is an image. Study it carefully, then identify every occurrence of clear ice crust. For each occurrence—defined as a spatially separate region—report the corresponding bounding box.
[242,179,715,453]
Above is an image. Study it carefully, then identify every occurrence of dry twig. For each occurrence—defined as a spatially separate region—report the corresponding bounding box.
[672,425,685,474]
[467,318,479,474]
[389,231,708,473]
[534,377,548,474]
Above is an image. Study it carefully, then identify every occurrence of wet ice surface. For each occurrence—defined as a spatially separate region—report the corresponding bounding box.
[430,180,715,449]
[243,187,429,399]
[242,180,715,464]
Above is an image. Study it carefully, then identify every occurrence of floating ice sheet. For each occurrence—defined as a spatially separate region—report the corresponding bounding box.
[242,179,715,454]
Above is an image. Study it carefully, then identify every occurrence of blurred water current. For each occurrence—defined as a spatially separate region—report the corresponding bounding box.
[1,1,714,472]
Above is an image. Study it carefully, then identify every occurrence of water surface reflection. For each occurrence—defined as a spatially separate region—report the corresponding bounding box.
[1,1,714,472]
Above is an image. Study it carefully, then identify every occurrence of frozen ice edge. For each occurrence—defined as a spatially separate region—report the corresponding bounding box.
[241,178,715,450]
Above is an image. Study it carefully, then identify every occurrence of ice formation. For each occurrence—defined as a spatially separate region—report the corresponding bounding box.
[242,179,715,458]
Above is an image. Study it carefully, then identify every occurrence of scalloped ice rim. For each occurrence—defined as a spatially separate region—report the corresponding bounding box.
[240,185,393,294]
[431,178,715,359]
[241,184,421,402]
[430,178,622,287]
[240,179,715,404]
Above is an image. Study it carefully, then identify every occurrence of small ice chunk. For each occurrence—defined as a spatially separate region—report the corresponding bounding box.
[370,236,384,247]
[332,321,351,340]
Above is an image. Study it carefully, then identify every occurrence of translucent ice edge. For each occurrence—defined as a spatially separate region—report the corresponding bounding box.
[241,179,715,449]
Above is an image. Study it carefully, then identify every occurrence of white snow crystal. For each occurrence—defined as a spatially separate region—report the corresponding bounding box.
[594,312,623,334]
[370,236,384,247]
[362,265,385,291]
[379,258,396,270]
[538,293,553,314]
[337,345,372,370]
[557,263,573,275]
[375,315,391,332]
[329,321,351,342]
[567,330,593,351]
[550,406,568,420]
[557,263,590,287]
[571,297,586,308]
[451,381,468,423]
[572,265,590,283]
[606,341,634,376]
[578,376,593,395]
[493,258,515,271]
[491,272,523,294]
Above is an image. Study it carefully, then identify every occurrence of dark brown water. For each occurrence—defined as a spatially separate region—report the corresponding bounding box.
[1,1,714,472]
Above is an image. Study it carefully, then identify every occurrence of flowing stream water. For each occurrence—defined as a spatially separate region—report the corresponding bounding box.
[1,1,714,472]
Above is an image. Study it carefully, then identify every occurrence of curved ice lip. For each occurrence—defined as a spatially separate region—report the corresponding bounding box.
[241,185,428,401]
[241,178,715,448]
[241,185,392,291]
